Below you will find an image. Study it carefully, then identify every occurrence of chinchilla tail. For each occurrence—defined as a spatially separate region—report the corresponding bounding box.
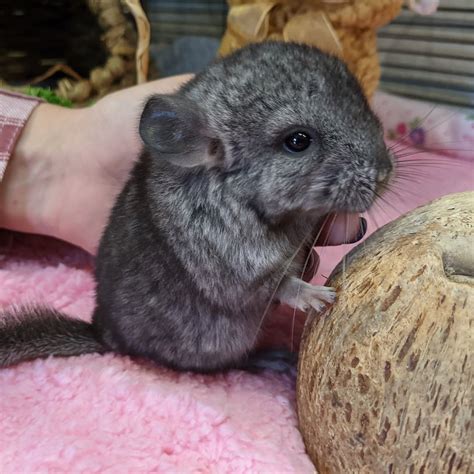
[0,306,107,368]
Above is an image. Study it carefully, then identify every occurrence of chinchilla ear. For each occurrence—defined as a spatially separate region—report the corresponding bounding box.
[139,94,221,168]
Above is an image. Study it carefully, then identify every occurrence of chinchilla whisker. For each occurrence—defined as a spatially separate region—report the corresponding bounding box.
[373,189,405,217]
[391,173,429,185]
[393,164,441,175]
[392,171,437,186]
[384,184,425,205]
[394,155,467,170]
[395,155,466,163]
[290,214,335,351]
[386,180,430,198]
[393,140,470,156]
[388,107,461,153]
[359,181,400,218]
[425,140,470,147]
[393,166,455,186]
[371,187,399,224]
[374,198,395,226]
[388,105,439,151]
[420,107,463,134]
[396,151,470,161]
[392,139,458,153]
[252,230,314,349]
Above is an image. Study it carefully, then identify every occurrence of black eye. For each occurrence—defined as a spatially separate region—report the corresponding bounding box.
[284,131,313,153]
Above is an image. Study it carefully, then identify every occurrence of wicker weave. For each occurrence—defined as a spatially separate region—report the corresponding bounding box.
[0,0,150,104]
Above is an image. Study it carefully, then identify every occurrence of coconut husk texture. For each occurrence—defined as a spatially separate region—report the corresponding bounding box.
[297,191,473,473]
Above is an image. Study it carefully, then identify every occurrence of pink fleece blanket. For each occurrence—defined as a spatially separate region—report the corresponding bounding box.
[0,93,473,473]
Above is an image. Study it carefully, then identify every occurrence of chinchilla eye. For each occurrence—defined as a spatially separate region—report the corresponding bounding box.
[284,131,313,153]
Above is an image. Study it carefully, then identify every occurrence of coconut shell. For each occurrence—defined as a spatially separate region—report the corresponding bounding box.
[297,192,473,473]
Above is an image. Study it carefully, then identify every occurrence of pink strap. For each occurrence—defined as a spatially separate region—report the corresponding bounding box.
[0,90,42,181]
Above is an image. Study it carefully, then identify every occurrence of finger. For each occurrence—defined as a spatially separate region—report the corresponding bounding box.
[316,214,367,246]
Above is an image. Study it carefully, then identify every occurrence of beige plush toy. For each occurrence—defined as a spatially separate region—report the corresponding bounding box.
[219,0,404,98]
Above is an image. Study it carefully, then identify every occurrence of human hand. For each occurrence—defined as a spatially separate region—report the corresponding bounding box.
[0,75,366,256]
[0,75,193,254]
[301,213,366,283]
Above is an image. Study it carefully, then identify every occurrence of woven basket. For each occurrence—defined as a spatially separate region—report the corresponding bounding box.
[219,0,404,98]
[0,0,150,105]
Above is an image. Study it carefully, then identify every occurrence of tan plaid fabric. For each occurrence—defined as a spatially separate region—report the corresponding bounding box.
[0,91,42,181]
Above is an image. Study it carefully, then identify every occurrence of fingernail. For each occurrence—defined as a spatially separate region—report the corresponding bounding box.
[356,217,367,241]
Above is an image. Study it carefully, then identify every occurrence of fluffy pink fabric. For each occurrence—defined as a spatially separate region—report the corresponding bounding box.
[0,144,472,472]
